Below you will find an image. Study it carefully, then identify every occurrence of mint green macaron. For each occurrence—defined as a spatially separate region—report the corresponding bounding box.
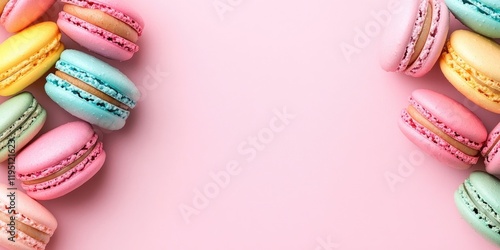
[455,171,500,245]
[445,0,500,38]
[0,92,47,162]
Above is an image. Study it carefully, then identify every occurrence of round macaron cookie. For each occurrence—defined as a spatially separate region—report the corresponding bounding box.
[440,29,500,114]
[481,122,500,175]
[0,0,56,33]
[16,121,106,200]
[0,21,64,96]
[379,0,449,77]
[0,183,57,250]
[0,92,46,163]
[45,49,140,130]
[398,89,487,169]
[445,0,500,38]
[57,0,144,61]
[455,171,500,246]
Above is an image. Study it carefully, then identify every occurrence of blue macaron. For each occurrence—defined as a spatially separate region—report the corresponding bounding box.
[445,0,500,38]
[45,49,141,130]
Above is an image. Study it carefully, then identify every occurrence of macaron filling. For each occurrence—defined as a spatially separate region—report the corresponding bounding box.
[458,178,500,234]
[18,133,103,192]
[0,98,43,150]
[442,41,500,102]
[0,200,54,249]
[482,130,500,163]
[401,97,481,164]
[0,36,62,89]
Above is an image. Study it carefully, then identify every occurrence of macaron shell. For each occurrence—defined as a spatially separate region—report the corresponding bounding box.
[57,14,134,61]
[1,0,56,33]
[482,122,500,175]
[411,89,487,144]
[379,0,419,72]
[45,80,126,130]
[0,183,57,249]
[398,117,469,169]
[406,0,449,77]
[445,0,500,38]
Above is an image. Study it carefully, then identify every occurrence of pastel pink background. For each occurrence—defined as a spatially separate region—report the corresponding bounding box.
[0,0,499,249]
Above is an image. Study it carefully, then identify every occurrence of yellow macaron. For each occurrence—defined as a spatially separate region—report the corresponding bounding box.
[440,29,500,113]
[0,21,64,96]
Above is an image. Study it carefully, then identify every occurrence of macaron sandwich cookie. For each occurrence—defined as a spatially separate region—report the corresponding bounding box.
[0,183,57,250]
[0,21,64,96]
[399,89,487,169]
[45,49,140,130]
[0,92,46,163]
[57,0,144,61]
[445,0,500,38]
[0,0,56,33]
[455,171,500,246]
[17,121,106,200]
[481,122,500,175]
[379,0,449,77]
[440,30,500,114]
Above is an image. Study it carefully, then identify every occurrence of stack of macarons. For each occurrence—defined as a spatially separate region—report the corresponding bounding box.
[0,0,146,249]
[379,0,500,246]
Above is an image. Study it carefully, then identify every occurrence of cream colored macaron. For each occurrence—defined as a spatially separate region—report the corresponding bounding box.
[440,29,500,113]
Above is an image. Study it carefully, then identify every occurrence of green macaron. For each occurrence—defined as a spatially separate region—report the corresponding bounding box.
[0,92,47,162]
[455,171,500,245]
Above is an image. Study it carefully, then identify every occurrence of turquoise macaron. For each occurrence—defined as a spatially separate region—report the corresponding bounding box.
[0,92,47,162]
[445,0,500,38]
[455,171,500,245]
[45,49,141,130]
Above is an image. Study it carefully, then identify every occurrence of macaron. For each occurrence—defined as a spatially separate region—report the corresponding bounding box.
[379,0,449,77]
[45,49,140,130]
[0,21,64,96]
[17,121,106,200]
[455,171,500,246]
[398,89,487,169]
[0,183,57,250]
[0,0,56,33]
[440,29,500,114]
[445,0,500,38]
[481,122,500,175]
[57,0,144,61]
[0,92,46,163]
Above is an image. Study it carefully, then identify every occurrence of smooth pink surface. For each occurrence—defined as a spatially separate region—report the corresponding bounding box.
[0,0,499,249]
[0,0,56,33]
[16,121,105,200]
[482,122,500,175]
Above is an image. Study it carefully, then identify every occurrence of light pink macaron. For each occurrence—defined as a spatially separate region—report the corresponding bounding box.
[57,0,144,61]
[16,121,106,200]
[399,89,487,169]
[482,122,500,175]
[379,0,449,77]
[0,183,57,250]
[0,0,56,33]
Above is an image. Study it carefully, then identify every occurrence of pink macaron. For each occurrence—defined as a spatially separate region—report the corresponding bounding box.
[16,121,106,200]
[57,0,144,61]
[399,89,487,169]
[482,122,500,175]
[0,183,57,250]
[0,0,56,33]
[379,0,449,77]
